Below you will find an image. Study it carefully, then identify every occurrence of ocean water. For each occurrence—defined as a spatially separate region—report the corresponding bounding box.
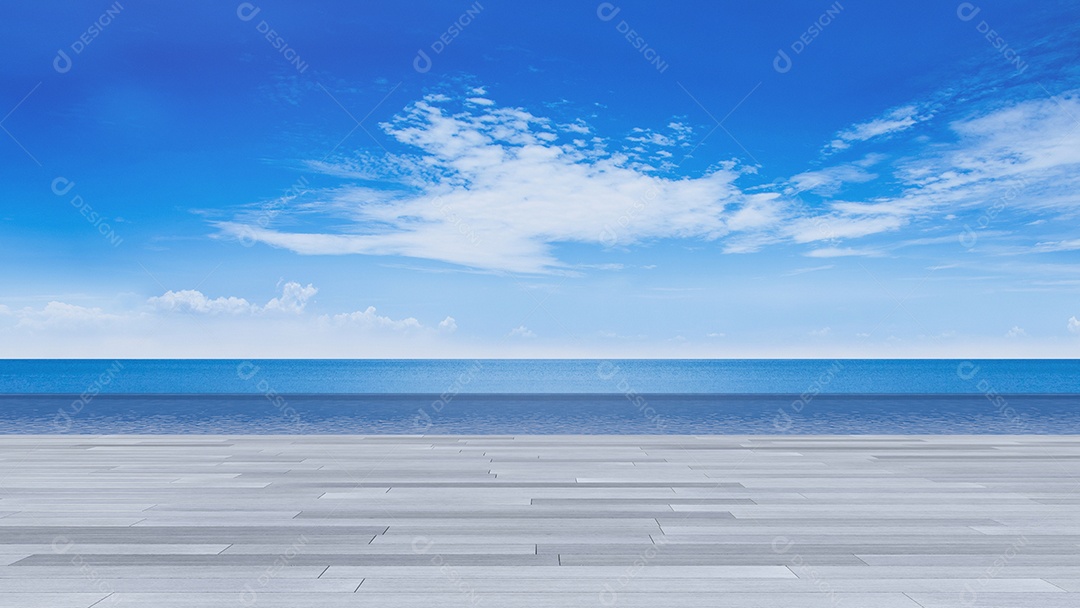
[0,359,1077,434]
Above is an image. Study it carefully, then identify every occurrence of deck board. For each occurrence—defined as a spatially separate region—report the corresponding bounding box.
[0,435,1077,607]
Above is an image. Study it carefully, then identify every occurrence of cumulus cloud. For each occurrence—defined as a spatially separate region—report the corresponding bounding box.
[328,306,423,330]
[438,316,458,333]
[1006,326,1027,337]
[148,290,255,315]
[1069,317,1080,334]
[508,325,536,338]
[264,282,318,313]
[148,281,316,315]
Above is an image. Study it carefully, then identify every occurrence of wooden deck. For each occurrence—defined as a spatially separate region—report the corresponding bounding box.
[1,435,1078,607]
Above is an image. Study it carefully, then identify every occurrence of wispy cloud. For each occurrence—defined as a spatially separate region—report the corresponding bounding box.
[215,88,1080,273]
[826,104,934,152]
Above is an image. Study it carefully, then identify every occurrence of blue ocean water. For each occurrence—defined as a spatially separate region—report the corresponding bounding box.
[1,359,1077,394]
[0,359,1077,434]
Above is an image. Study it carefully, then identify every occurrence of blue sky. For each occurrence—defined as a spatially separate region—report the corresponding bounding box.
[1,0,1079,357]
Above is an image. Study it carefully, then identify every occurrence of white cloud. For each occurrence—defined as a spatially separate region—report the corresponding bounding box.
[895,91,1080,216]
[149,290,255,315]
[804,246,884,258]
[438,316,458,333]
[1032,239,1080,253]
[148,281,316,315]
[808,327,831,337]
[1005,326,1027,337]
[217,95,751,273]
[508,325,536,338]
[782,264,834,276]
[827,104,932,152]
[560,120,590,134]
[328,306,423,330]
[787,215,904,244]
[214,89,1080,274]
[263,282,318,313]
[788,163,877,195]
[1069,317,1080,334]
[13,302,120,329]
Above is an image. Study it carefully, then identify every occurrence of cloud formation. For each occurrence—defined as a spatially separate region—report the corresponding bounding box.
[216,89,1080,273]
[148,282,317,315]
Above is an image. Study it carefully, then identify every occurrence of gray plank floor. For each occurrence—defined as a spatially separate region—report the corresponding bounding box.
[0,435,1078,607]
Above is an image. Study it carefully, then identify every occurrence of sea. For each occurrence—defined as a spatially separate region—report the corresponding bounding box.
[0,359,1077,434]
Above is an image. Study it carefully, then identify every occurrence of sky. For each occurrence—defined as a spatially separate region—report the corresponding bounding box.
[1,0,1079,358]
